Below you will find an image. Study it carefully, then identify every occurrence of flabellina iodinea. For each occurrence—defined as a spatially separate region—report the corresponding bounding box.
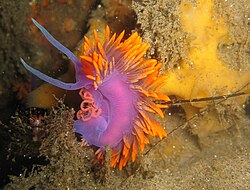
[20,18,170,170]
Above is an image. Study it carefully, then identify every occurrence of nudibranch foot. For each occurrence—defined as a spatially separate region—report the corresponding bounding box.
[21,18,170,170]
[81,138,90,147]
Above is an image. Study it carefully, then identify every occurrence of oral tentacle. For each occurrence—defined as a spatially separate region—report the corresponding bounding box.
[20,58,87,90]
[31,18,83,80]
[20,18,94,90]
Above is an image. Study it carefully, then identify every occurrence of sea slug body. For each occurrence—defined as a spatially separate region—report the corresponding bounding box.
[21,18,170,170]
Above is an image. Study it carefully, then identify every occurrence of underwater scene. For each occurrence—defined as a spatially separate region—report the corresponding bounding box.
[0,0,249,189]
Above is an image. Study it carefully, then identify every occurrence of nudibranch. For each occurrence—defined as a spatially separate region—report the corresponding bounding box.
[21,18,170,170]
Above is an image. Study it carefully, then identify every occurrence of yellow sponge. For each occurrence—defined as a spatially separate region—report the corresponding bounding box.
[159,0,250,138]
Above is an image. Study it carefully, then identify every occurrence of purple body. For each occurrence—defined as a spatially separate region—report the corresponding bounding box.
[21,19,137,149]
[75,71,137,147]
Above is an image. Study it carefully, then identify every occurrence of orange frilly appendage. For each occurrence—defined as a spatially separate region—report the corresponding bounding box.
[79,25,170,170]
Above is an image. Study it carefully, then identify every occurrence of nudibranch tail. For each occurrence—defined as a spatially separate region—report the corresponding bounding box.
[21,19,170,170]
